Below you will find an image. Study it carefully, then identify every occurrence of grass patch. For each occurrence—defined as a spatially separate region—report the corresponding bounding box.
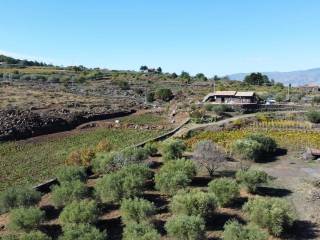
[120,113,167,125]
[0,128,165,191]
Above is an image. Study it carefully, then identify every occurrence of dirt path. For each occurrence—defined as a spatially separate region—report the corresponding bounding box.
[173,113,258,137]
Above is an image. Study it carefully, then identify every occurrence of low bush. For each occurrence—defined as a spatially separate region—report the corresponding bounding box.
[93,147,150,174]
[236,169,269,193]
[95,139,112,153]
[51,181,88,207]
[223,220,269,240]
[60,224,106,240]
[306,110,320,123]
[120,198,155,224]
[59,200,99,225]
[92,152,117,174]
[247,133,277,154]
[0,186,41,213]
[0,235,19,240]
[96,164,151,203]
[143,142,158,156]
[155,88,173,102]
[210,104,232,115]
[161,139,186,161]
[56,166,87,183]
[232,134,277,161]
[20,231,51,240]
[9,207,44,232]
[243,197,296,236]
[155,159,196,195]
[170,189,217,218]
[123,223,160,240]
[146,92,155,102]
[165,215,205,240]
[65,148,95,166]
[232,139,264,161]
[208,178,240,207]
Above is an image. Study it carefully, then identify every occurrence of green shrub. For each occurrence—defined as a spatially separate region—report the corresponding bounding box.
[232,139,264,161]
[236,169,269,193]
[143,142,158,156]
[161,139,186,161]
[243,197,295,236]
[170,189,217,218]
[155,159,196,195]
[208,178,240,207]
[93,148,150,174]
[146,92,155,102]
[123,223,160,240]
[0,235,19,240]
[20,231,51,240]
[232,133,277,161]
[165,215,205,240]
[51,181,88,207]
[155,88,173,101]
[60,224,106,240]
[247,133,277,154]
[306,110,320,123]
[9,207,44,232]
[92,152,117,174]
[0,186,41,213]
[223,220,269,240]
[120,198,155,224]
[59,200,99,225]
[96,164,151,203]
[56,166,87,183]
[211,104,232,115]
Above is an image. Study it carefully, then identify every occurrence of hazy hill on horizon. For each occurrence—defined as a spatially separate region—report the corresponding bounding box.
[228,68,320,86]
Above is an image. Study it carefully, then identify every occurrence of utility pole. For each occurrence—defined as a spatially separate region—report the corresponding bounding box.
[212,78,216,93]
[287,84,291,101]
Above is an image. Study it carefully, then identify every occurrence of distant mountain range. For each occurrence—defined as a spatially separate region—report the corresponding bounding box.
[228,68,320,86]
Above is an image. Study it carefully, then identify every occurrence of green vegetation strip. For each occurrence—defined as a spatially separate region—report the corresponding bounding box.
[0,128,165,191]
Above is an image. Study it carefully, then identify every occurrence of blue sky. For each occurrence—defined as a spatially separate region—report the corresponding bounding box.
[1,0,320,76]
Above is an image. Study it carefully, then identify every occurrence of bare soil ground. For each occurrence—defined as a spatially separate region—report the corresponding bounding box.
[254,152,320,239]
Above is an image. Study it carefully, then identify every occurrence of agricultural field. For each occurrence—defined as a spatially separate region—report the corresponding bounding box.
[186,128,320,153]
[0,127,166,191]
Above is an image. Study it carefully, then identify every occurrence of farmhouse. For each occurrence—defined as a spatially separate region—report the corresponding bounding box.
[202,91,257,104]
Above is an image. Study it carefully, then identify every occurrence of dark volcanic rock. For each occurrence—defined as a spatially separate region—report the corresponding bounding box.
[0,108,135,141]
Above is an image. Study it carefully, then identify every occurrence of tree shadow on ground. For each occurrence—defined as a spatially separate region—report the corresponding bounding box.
[153,219,167,236]
[40,205,62,221]
[146,160,163,170]
[228,196,248,210]
[256,186,292,198]
[39,224,62,240]
[190,176,213,187]
[99,203,120,215]
[286,220,319,240]
[216,170,237,178]
[256,148,288,163]
[96,217,123,240]
[143,192,169,214]
[206,212,246,232]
